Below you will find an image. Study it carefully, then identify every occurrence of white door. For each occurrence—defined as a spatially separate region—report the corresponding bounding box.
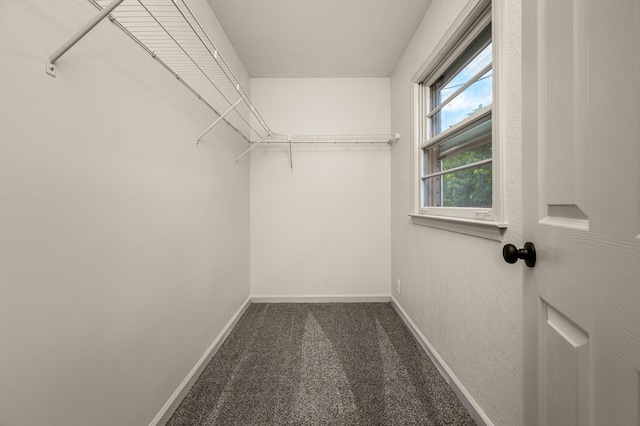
[521,0,640,425]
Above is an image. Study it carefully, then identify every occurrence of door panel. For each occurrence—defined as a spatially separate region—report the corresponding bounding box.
[586,0,640,239]
[540,303,589,426]
[523,0,640,424]
[592,342,640,425]
[543,0,588,215]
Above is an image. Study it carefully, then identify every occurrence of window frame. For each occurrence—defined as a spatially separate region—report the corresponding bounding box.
[410,0,507,240]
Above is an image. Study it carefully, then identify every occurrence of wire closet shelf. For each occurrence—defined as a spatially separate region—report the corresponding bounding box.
[50,0,400,153]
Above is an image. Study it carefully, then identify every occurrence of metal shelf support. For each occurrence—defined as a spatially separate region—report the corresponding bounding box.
[288,135,293,171]
[236,136,268,163]
[47,0,125,77]
[196,96,245,143]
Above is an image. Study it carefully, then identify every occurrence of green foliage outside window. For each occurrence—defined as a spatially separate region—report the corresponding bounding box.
[441,143,492,208]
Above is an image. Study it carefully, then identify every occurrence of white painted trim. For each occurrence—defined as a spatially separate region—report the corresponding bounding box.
[411,0,509,228]
[250,294,391,303]
[491,0,507,225]
[412,0,492,83]
[410,214,507,241]
[390,296,493,426]
[150,296,252,426]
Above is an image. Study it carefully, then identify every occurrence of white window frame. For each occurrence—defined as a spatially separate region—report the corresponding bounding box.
[410,0,507,241]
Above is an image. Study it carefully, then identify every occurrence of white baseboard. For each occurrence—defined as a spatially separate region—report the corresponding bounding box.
[250,294,391,303]
[390,296,492,426]
[150,296,252,426]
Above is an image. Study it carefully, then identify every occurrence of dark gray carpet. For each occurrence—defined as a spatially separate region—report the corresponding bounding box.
[167,303,476,425]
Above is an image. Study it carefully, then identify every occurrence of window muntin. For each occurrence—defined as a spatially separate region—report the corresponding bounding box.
[441,145,492,207]
[438,42,492,103]
[419,23,493,219]
[433,68,492,133]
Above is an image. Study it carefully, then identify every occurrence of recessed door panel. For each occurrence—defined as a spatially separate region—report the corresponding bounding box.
[592,341,640,426]
[585,0,640,239]
[541,303,589,426]
[542,0,588,221]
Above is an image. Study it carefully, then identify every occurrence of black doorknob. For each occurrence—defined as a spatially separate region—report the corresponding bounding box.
[503,242,536,267]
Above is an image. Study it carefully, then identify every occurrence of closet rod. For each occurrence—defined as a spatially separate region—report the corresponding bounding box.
[47,0,125,77]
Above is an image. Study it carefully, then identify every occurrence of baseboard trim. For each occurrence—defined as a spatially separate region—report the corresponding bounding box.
[150,296,252,426]
[250,294,391,303]
[390,296,493,426]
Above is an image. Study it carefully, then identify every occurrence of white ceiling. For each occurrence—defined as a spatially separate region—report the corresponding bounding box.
[207,0,433,78]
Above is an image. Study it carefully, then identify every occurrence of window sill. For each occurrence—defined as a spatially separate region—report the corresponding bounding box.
[410,214,507,241]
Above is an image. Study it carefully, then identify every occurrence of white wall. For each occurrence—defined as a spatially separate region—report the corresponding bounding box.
[250,78,391,297]
[0,1,250,425]
[390,0,523,424]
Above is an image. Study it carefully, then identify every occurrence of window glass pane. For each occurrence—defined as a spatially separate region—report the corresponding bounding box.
[422,176,443,207]
[437,43,492,104]
[440,142,492,172]
[439,117,491,157]
[433,69,492,134]
[422,178,430,207]
[423,149,440,176]
[440,163,492,207]
[423,150,429,175]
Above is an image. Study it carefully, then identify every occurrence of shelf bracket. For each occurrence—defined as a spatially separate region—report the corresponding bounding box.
[236,136,268,163]
[288,135,293,171]
[46,0,125,77]
[196,96,244,143]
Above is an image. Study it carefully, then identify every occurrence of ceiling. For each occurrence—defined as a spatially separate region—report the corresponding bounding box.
[207,0,433,78]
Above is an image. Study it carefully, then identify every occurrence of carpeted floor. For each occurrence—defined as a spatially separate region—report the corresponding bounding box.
[167,303,476,425]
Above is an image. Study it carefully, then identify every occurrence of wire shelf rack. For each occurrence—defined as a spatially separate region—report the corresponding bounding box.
[259,133,400,144]
[52,0,399,149]
[90,0,270,143]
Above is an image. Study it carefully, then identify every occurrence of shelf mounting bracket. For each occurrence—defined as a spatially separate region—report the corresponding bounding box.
[288,135,293,171]
[196,96,245,143]
[236,136,268,163]
[46,0,125,77]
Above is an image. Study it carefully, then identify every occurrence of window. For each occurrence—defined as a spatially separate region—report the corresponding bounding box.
[411,0,505,239]
[419,22,493,221]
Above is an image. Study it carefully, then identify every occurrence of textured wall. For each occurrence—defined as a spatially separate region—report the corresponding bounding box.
[0,1,250,424]
[389,0,523,424]
[249,78,391,297]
